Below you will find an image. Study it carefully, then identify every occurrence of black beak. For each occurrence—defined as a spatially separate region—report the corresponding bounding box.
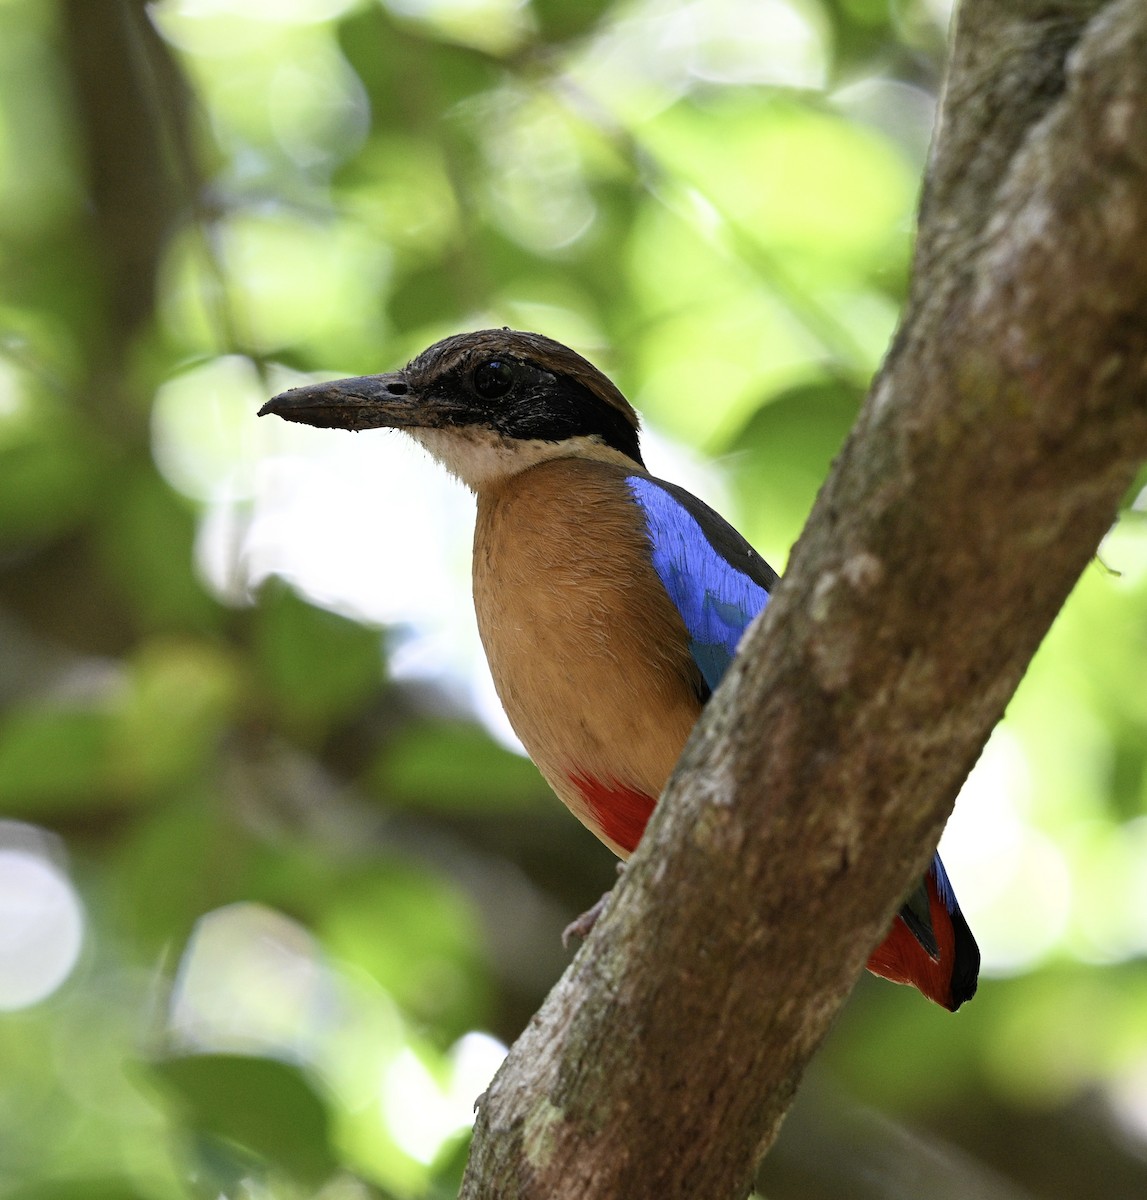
[258,371,423,432]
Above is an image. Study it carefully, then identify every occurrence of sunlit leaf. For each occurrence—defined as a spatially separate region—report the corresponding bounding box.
[318,864,491,1037]
[641,95,916,273]
[111,637,240,794]
[161,213,391,362]
[337,135,460,256]
[150,354,265,505]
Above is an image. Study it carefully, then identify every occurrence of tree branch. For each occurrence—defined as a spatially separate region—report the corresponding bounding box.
[460,2,1147,1196]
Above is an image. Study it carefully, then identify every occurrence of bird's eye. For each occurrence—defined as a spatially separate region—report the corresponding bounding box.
[472,359,515,400]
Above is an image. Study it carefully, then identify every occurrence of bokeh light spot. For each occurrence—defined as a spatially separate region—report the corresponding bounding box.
[0,828,84,1010]
[379,1031,507,1164]
[170,902,338,1058]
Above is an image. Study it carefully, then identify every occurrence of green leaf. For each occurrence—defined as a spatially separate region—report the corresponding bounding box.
[371,720,545,811]
[642,96,915,273]
[97,468,221,634]
[318,864,490,1036]
[337,10,502,128]
[254,578,383,738]
[0,703,113,812]
[385,261,467,335]
[109,793,230,955]
[725,377,863,563]
[530,0,613,43]
[0,375,104,553]
[110,637,239,794]
[150,1054,337,1190]
[2,1180,158,1200]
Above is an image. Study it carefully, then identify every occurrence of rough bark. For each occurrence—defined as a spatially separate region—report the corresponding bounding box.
[460,2,1147,1197]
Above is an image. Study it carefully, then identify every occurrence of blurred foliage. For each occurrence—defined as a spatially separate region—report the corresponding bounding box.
[0,1,1145,1198]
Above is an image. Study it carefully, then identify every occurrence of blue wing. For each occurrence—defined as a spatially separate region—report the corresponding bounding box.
[626,475,778,694]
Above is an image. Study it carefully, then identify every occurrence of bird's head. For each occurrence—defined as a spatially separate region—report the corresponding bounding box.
[258,329,643,489]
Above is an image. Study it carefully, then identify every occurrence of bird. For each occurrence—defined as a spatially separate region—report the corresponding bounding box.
[259,328,980,1011]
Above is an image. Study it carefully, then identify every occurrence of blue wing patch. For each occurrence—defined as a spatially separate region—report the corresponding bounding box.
[627,475,775,693]
[930,852,960,915]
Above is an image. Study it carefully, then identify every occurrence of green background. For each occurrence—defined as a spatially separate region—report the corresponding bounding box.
[1,1,1146,1197]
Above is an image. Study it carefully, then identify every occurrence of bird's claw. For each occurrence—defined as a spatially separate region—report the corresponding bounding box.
[561,863,626,948]
[562,892,610,947]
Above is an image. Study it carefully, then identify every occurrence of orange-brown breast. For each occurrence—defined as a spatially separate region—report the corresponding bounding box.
[473,457,705,857]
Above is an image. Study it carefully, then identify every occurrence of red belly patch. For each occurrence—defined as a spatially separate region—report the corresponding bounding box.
[569,773,657,856]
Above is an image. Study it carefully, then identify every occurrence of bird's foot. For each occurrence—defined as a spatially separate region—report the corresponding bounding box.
[561,864,626,948]
[562,894,609,947]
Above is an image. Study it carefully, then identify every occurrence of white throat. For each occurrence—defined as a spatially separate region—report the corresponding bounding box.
[407,426,638,490]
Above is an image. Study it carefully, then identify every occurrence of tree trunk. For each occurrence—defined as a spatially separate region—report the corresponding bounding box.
[460,1,1147,1196]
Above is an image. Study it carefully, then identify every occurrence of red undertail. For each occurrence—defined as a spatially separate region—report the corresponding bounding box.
[866,871,959,1010]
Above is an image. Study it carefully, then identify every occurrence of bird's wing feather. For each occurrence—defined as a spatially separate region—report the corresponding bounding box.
[626,475,777,694]
[627,472,979,1008]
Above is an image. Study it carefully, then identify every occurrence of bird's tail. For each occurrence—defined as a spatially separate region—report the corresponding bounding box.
[866,854,980,1011]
